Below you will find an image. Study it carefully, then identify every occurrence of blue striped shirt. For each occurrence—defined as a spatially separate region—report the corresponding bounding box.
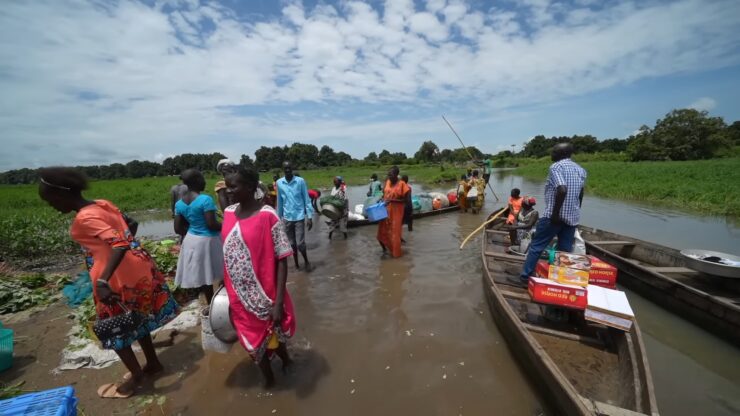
[543,159,587,226]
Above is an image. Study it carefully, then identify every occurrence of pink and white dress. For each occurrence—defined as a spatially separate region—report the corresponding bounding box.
[221,204,296,361]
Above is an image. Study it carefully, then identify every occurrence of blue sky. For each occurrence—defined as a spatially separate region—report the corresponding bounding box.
[1,0,739,170]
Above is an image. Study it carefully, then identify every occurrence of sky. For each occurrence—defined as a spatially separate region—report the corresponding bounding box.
[1,0,740,170]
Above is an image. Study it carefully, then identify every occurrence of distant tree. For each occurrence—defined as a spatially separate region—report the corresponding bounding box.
[318,145,337,167]
[255,146,287,171]
[439,149,453,161]
[378,149,392,164]
[335,151,353,166]
[388,152,408,165]
[599,138,629,153]
[364,152,379,163]
[570,135,600,154]
[239,154,255,168]
[414,140,440,162]
[627,109,731,161]
[727,120,740,144]
[286,142,319,169]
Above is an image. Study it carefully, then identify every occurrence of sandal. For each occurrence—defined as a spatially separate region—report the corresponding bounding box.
[97,383,134,399]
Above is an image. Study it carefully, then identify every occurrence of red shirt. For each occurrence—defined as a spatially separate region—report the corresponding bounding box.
[308,189,320,199]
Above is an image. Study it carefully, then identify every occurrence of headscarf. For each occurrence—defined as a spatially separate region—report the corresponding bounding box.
[216,159,235,174]
[523,197,536,207]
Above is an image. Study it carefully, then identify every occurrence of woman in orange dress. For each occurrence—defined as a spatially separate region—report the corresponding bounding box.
[38,167,178,399]
[377,166,411,258]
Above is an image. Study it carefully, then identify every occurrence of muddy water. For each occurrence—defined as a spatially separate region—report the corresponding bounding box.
[139,175,740,416]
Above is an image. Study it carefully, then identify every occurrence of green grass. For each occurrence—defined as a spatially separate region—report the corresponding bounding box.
[514,157,740,216]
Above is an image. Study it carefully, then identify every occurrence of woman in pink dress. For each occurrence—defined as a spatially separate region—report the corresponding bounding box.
[221,167,296,388]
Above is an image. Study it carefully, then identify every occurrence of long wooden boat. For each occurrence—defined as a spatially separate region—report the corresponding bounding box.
[482,226,659,415]
[580,226,740,345]
[347,205,460,228]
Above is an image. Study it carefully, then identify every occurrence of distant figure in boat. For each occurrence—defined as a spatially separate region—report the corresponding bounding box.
[507,197,538,255]
[514,143,587,287]
[401,174,413,232]
[506,188,523,225]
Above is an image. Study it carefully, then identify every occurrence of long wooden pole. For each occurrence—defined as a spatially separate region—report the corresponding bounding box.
[459,207,506,250]
[441,115,500,201]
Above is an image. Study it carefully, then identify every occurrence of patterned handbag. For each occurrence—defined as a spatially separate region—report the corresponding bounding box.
[93,302,144,340]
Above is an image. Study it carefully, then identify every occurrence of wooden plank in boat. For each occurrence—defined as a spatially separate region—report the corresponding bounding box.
[484,251,524,262]
[485,229,509,235]
[499,289,530,302]
[590,240,636,246]
[522,323,604,348]
[646,266,699,274]
[582,398,652,416]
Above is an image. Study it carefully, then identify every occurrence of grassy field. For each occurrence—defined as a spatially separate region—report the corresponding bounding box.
[514,157,740,216]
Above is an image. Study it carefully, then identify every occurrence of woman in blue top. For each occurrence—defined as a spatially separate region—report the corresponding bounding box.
[173,169,223,304]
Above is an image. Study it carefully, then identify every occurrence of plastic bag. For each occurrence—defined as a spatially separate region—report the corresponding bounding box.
[573,229,586,255]
[62,272,93,308]
[354,204,364,215]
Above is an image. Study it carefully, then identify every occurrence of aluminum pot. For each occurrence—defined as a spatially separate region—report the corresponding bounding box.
[209,286,238,343]
[680,249,740,279]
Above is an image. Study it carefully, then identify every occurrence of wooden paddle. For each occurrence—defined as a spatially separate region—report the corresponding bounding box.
[459,207,506,250]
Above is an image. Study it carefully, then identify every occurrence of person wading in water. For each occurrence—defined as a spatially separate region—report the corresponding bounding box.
[276,161,314,271]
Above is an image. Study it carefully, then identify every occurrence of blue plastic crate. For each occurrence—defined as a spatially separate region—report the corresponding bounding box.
[0,386,77,416]
[365,202,388,222]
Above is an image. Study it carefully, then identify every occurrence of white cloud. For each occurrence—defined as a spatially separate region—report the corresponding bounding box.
[0,0,739,170]
[688,97,717,112]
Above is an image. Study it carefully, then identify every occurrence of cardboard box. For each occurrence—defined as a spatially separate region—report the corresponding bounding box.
[585,284,634,331]
[535,260,590,287]
[554,252,591,270]
[548,265,590,287]
[528,277,588,310]
[587,256,618,289]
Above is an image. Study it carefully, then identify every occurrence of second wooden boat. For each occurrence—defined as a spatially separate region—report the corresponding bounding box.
[580,226,740,345]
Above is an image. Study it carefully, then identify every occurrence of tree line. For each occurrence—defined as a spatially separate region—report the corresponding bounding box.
[514,109,739,161]
[1,108,737,185]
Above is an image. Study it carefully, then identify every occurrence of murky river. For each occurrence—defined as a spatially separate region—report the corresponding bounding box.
[139,171,740,415]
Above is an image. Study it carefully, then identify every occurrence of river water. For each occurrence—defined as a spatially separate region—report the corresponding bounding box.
[138,171,740,416]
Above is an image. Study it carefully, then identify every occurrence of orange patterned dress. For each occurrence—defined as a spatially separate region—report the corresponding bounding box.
[71,200,178,350]
[377,180,410,258]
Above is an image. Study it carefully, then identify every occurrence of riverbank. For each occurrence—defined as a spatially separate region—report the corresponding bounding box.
[513,157,740,217]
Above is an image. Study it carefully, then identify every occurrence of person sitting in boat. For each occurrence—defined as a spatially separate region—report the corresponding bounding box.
[367,174,383,197]
[457,174,471,213]
[507,197,538,255]
[506,188,523,225]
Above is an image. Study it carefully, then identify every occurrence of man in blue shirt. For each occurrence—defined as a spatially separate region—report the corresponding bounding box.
[277,161,314,271]
[513,143,587,286]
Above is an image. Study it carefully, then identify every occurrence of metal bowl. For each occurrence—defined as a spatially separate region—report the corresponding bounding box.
[321,204,341,220]
[680,249,740,279]
[209,286,238,343]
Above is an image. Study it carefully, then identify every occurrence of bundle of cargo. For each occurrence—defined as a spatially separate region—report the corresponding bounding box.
[535,254,618,289]
[428,192,450,210]
[416,194,433,212]
[446,189,458,205]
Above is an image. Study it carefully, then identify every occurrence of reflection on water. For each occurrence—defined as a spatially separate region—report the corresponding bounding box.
[140,173,739,415]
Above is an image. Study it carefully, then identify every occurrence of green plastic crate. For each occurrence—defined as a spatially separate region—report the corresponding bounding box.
[0,323,13,372]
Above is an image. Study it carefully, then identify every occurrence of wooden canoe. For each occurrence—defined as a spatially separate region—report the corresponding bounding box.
[482,227,659,415]
[580,226,740,345]
[347,204,460,228]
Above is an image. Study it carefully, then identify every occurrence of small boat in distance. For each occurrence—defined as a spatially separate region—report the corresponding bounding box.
[347,205,460,228]
[580,226,740,345]
[481,225,659,415]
